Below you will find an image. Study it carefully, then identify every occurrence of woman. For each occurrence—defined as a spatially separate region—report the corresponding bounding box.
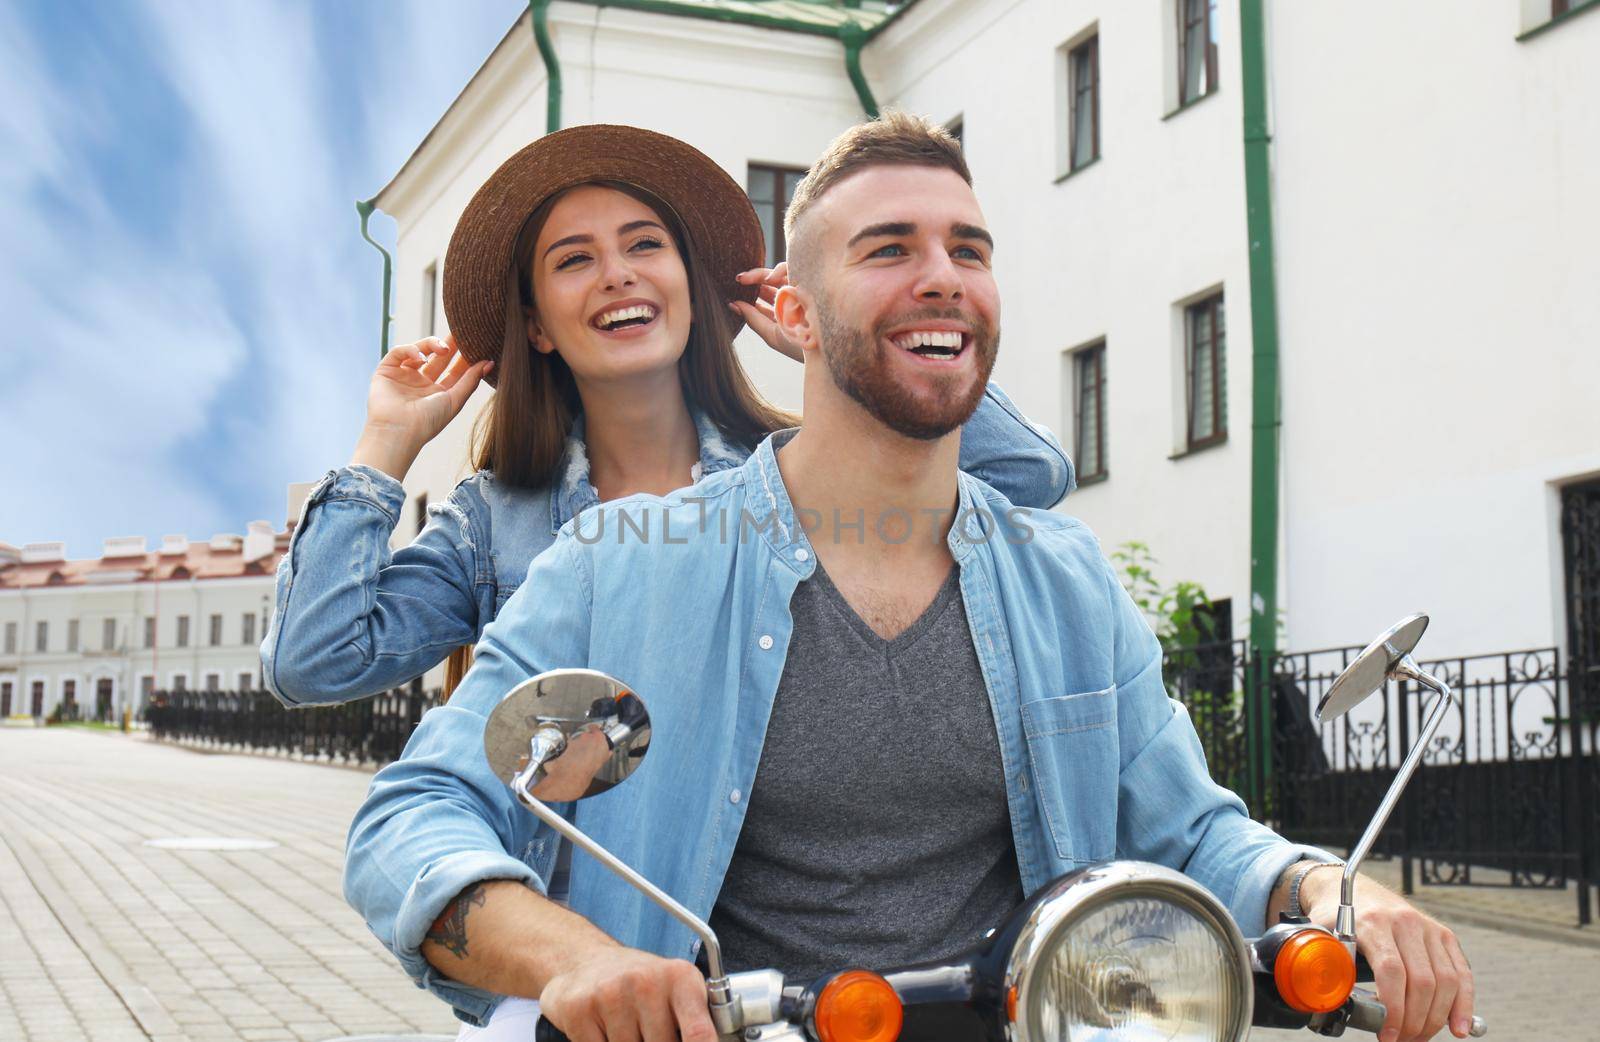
[262,124,1070,708]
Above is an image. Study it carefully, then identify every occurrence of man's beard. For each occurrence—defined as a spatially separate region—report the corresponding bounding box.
[816,304,999,441]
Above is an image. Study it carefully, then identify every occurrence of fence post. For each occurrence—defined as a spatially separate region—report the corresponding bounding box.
[1570,656,1593,926]
[1399,676,1414,896]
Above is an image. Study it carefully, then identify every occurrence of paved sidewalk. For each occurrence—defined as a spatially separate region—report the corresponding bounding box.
[2,727,1597,1040]
[0,728,457,1042]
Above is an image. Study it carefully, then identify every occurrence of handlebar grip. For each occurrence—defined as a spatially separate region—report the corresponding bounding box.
[534,1017,570,1042]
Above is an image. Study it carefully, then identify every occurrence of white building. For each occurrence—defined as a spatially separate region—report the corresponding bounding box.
[0,524,290,722]
[363,0,1600,667]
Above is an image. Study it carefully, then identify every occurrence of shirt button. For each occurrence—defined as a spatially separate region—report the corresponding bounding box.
[794,548,809,562]
[758,635,774,650]
[730,789,742,804]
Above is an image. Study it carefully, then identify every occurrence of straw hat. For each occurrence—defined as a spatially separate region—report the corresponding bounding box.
[442,124,765,385]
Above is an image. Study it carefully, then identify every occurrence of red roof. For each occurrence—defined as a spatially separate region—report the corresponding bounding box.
[0,531,291,589]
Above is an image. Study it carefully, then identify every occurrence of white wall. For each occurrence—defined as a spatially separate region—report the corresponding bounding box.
[369,0,1599,665]
[880,0,1258,631]
[1269,0,1600,657]
[0,577,274,718]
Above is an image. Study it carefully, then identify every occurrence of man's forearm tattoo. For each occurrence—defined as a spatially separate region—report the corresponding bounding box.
[427,882,487,959]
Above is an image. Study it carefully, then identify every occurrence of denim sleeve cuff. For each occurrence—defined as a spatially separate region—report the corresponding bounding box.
[303,464,408,525]
[1230,842,1342,936]
[391,849,548,1022]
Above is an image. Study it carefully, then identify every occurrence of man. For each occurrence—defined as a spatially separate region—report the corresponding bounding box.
[346,114,1474,1042]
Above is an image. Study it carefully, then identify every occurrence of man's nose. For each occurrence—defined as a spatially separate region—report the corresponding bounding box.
[913,250,963,303]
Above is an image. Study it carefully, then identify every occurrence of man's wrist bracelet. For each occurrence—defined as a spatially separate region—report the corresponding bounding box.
[1286,860,1341,919]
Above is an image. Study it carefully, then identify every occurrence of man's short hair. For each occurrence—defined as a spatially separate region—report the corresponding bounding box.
[784,111,972,282]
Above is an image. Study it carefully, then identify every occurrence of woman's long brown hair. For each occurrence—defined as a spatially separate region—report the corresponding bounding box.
[442,182,798,697]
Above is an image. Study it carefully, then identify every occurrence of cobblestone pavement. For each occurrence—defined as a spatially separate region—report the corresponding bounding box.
[0,727,457,1042]
[2,727,1597,1041]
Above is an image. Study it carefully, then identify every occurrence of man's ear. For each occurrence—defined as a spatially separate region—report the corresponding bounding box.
[524,307,555,355]
[773,285,818,356]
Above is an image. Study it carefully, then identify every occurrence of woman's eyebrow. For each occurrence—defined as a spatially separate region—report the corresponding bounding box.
[543,220,667,259]
[543,233,593,259]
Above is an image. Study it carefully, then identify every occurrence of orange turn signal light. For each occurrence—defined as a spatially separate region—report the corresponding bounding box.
[815,970,904,1042]
[1274,930,1357,1014]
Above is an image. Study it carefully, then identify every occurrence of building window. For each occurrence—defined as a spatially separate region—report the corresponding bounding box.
[62,678,77,711]
[1178,0,1219,106]
[143,616,155,648]
[176,615,190,648]
[0,680,11,716]
[31,680,44,716]
[204,672,221,692]
[67,619,80,652]
[171,673,188,693]
[208,613,223,647]
[414,492,430,536]
[748,164,808,268]
[423,261,439,337]
[139,675,154,701]
[1069,35,1100,170]
[237,671,254,692]
[103,618,117,650]
[1185,292,1227,450]
[4,621,16,655]
[1072,343,1108,482]
[241,612,256,646]
[35,621,48,653]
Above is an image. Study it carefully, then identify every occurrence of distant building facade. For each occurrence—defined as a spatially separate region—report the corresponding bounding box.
[365,0,1600,662]
[0,525,289,721]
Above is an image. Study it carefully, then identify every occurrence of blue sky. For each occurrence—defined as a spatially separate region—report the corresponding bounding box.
[0,0,524,558]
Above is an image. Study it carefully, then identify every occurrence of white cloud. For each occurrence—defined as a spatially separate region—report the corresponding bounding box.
[0,0,520,555]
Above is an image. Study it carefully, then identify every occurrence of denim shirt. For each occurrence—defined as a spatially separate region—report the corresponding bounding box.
[263,384,1071,706]
[343,431,1330,1026]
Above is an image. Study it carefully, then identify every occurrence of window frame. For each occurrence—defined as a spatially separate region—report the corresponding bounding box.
[176,615,190,649]
[747,163,809,268]
[103,618,117,651]
[35,621,48,653]
[1072,342,1109,484]
[3,621,15,655]
[1184,292,1228,452]
[1069,35,1101,171]
[1177,0,1220,107]
[208,613,223,647]
[241,612,256,647]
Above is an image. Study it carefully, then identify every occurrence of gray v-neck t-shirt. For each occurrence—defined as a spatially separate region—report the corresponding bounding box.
[708,562,1023,981]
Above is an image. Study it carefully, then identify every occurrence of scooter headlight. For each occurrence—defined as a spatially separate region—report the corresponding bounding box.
[1006,863,1252,1042]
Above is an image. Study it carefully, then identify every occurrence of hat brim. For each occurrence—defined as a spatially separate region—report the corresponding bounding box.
[442,124,765,386]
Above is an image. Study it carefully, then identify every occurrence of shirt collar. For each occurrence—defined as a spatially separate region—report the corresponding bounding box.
[550,408,754,533]
[742,430,989,568]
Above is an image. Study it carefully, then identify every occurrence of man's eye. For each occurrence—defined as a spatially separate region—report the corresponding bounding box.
[953,246,987,262]
[869,243,906,258]
[555,252,590,270]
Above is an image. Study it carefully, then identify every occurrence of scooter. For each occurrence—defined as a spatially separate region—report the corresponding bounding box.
[482,616,1490,1041]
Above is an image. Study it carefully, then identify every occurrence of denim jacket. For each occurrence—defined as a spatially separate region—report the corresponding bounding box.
[343,431,1329,1026]
[263,384,1071,706]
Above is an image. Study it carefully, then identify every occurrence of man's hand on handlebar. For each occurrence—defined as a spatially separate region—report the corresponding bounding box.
[539,946,717,1042]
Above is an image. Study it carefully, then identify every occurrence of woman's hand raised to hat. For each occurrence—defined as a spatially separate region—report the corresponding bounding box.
[350,337,493,482]
[731,263,804,363]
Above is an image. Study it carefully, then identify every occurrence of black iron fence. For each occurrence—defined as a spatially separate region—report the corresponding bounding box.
[147,687,440,768]
[1167,641,1597,926]
[147,639,1598,924]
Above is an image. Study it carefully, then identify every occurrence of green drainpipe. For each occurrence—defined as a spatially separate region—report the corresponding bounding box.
[355,198,394,359]
[840,22,879,117]
[530,0,562,133]
[1240,0,1281,811]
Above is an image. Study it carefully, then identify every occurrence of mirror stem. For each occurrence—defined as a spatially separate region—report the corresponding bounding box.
[508,766,741,1033]
[1336,655,1455,953]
